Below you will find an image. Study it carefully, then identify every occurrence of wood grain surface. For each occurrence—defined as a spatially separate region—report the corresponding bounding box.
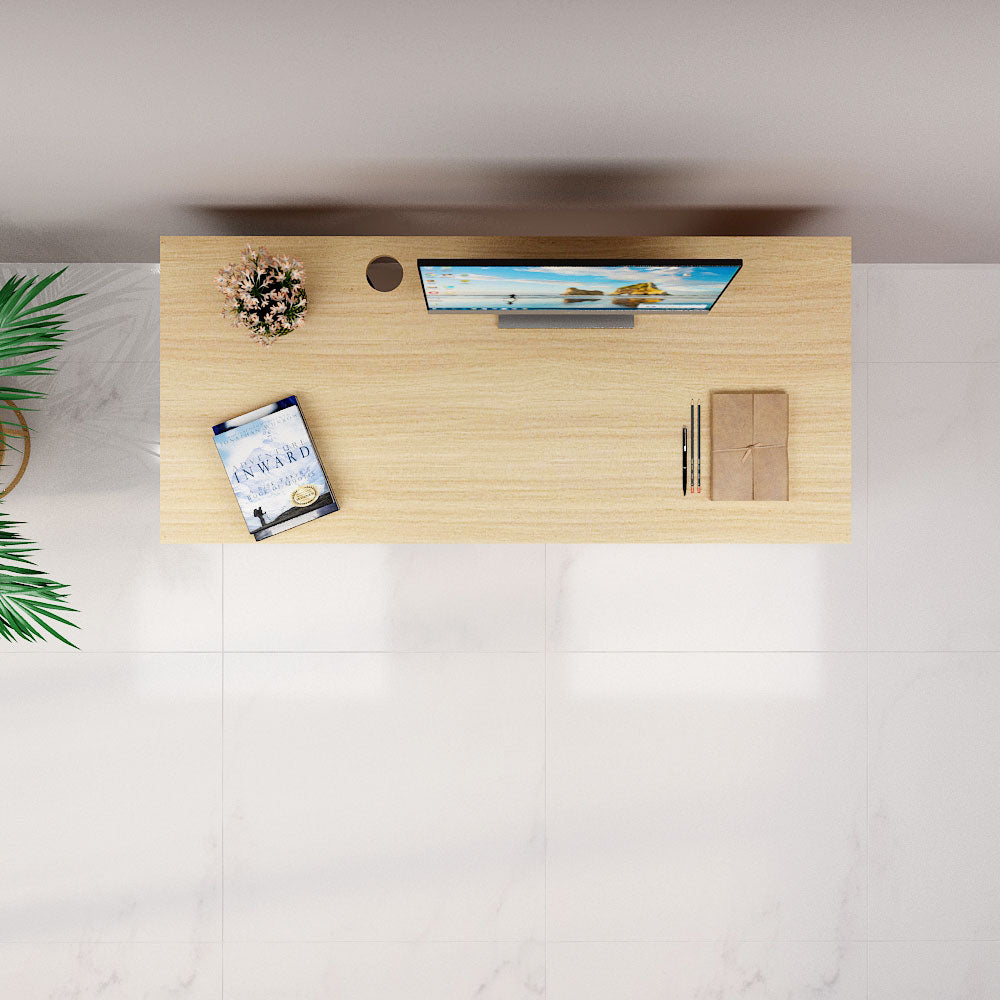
[160,236,852,542]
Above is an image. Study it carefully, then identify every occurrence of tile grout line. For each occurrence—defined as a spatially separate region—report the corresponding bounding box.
[867,360,1000,364]
[865,266,871,1000]
[866,650,871,1000]
[865,267,870,656]
[5,937,999,945]
[221,542,225,998]
[0,648,905,654]
[26,648,1000,656]
[543,542,548,985]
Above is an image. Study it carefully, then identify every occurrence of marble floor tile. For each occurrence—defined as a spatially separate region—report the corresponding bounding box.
[3,360,222,652]
[223,545,544,651]
[547,366,867,652]
[223,941,544,1000]
[868,363,1000,650]
[869,941,1000,1000]
[547,941,866,1000]
[0,262,161,363]
[546,539,867,651]
[0,654,221,942]
[223,652,544,942]
[851,264,868,363]
[868,265,1000,361]
[0,943,220,1000]
[546,652,867,943]
[6,260,999,999]
[870,652,1000,940]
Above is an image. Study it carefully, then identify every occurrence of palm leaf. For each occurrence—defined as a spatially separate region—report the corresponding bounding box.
[0,504,79,646]
[0,267,83,381]
[0,268,83,647]
[0,358,57,377]
[1,391,43,401]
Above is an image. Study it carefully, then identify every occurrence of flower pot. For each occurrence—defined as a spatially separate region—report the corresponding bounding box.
[0,403,30,498]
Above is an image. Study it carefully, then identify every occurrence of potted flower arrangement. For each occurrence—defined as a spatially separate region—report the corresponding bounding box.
[217,245,307,345]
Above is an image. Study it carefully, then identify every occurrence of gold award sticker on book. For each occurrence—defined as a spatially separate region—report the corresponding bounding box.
[290,484,319,507]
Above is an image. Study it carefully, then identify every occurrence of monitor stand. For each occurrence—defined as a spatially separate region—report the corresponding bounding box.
[498,313,634,330]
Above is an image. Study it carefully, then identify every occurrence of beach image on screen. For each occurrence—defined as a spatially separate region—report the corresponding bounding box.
[419,262,740,311]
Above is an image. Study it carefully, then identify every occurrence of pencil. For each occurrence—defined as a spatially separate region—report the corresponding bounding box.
[682,426,687,496]
[697,400,701,493]
[690,400,694,496]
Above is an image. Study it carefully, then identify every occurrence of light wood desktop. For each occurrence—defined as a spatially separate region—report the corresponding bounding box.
[160,236,852,543]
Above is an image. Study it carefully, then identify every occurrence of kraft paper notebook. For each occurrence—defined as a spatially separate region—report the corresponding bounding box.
[710,391,789,501]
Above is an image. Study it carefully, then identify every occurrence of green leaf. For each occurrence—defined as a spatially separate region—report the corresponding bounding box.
[0,276,40,325]
[0,502,79,646]
[0,387,46,401]
[0,268,82,647]
[0,358,56,378]
[18,291,85,317]
[0,268,65,321]
[0,269,71,365]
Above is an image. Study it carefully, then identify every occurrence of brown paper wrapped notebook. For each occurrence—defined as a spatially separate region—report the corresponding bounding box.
[710,392,789,501]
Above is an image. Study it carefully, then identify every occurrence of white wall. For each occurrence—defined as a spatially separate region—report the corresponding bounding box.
[2,0,998,261]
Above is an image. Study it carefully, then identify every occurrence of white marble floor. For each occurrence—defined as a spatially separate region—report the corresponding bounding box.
[1,263,999,998]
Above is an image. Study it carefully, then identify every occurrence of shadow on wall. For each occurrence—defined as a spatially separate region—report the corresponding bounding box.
[1,161,845,261]
[193,204,828,240]
[5,160,988,261]
[191,162,829,238]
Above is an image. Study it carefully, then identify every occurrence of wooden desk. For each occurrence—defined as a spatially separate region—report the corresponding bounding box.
[160,236,851,543]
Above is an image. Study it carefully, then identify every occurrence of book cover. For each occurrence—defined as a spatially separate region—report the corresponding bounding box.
[212,395,339,540]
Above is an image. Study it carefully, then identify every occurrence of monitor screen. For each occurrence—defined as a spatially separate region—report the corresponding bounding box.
[418,259,742,313]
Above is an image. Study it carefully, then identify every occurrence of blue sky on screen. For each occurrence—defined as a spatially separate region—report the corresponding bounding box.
[420,264,738,297]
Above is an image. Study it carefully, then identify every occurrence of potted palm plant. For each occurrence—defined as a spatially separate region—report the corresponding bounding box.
[0,268,81,646]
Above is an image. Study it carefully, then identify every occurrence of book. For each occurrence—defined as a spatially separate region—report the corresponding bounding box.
[212,395,339,540]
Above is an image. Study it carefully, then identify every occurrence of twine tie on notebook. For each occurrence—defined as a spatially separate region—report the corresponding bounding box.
[713,442,785,463]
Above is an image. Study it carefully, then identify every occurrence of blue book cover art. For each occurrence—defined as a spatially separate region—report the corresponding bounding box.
[212,396,338,540]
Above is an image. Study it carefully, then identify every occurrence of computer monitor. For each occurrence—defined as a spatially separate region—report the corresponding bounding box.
[417,258,743,328]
